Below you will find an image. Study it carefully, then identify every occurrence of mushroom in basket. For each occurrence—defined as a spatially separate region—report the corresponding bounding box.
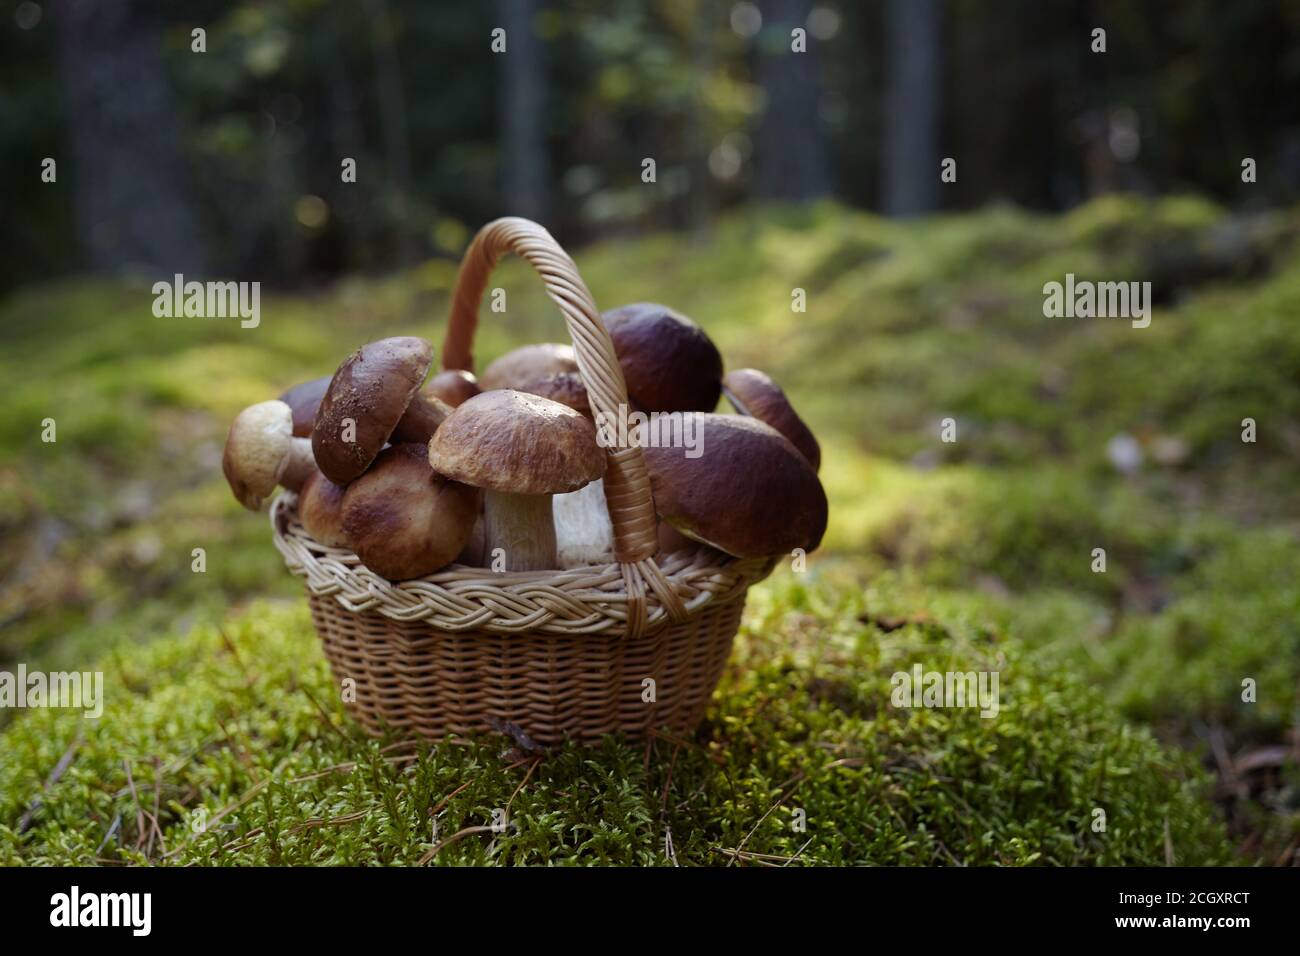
[222,399,316,511]
[427,389,605,571]
[340,443,480,581]
[480,342,578,390]
[278,375,332,437]
[722,368,821,471]
[296,468,349,548]
[480,305,724,418]
[643,414,827,559]
[602,303,723,412]
[425,369,481,407]
[312,336,452,485]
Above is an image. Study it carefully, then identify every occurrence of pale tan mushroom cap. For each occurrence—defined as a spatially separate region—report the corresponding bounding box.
[515,370,590,416]
[223,400,294,511]
[428,389,606,495]
[480,343,578,390]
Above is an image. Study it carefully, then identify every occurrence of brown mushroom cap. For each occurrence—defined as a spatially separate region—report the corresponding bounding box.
[479,343,578,390]
[297,468,349,548]
[643,414,827,558]
[656,521,696,557]
[426,369,481,407]
[277,438,316,493]
[278,376,332,437]
[722,368,821,471]
[223,400,295,511]
[312,336,434,484]
[515,370,590,417]
[340,443,481,581]
[390,392,452,443]
[601,303,723,413]
[428,389,606,495]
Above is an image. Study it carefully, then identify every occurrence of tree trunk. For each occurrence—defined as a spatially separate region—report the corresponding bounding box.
[882,0,943,216]
[754,0,831,202]
[687,7,715,240]
[362,0,416,265]
[499,0,549,222]
[55,0,205,276]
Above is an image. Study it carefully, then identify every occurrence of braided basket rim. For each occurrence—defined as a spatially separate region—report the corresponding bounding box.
[271,494,774,638]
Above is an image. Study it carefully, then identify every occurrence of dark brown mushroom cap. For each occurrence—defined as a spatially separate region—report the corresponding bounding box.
[479,343,578,390]
[340,443,480,581]
[389,392,452,443]
[722,368,821,471]
[426,369,481,407]
[312,336,433,484]
[428,389,606,495]
[601,303,723,413]
[644,414,827,558]
[516,370,591,417]
[297,468,349,548]
[278,376,332,438]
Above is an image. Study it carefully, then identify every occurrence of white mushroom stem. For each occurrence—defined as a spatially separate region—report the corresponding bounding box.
[553,479,614,568]
[483,491,557,571]
[277,437,318,493]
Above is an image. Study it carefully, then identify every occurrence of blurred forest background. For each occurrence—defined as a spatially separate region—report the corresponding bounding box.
[3,0,1300,292]
[3,1,1300,865]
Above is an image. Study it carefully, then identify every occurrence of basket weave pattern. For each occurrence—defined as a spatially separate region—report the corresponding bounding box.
[273,217,772,744]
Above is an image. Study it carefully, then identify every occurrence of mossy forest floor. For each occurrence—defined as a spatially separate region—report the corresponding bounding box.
[2,197,1298,865]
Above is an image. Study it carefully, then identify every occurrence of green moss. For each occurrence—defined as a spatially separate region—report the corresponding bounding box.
[1,574,1231,866]
[1094,531,1300,735]
[3,195,1298,863]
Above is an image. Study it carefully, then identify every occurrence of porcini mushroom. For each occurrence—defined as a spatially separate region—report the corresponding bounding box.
[427,390,606,571]
[278,376,332,437]
[426,369,481,407]
[340,443,480,581]
[297,468,349,548]
[457,514,487,566]
[602,303,723,412]
[222,399,316,511]
[656,520,697,558]
[722,368,821,471]
[312,336,451,485]
[643,414,827,559]
[516,370,591,417]
[479,343,578,390]
[553,479,614,568]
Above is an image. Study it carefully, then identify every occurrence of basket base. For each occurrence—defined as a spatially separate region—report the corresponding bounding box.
[307,592,744,746]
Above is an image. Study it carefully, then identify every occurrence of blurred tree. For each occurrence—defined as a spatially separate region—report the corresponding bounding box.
[882,0,942,215]
[54,0,205,276]
[362,0,416,265]
[1,0,1297,296]
[754,0,831,201]
[500,0,550,221]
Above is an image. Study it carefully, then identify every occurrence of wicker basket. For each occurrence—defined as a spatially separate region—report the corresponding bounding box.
[272,217,773,745]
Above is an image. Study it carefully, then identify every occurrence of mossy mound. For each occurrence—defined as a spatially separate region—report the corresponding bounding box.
[1,574,1231,866]
[3,196,1297,863]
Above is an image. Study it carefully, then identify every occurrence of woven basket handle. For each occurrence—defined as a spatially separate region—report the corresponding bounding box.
[443,218,686,633]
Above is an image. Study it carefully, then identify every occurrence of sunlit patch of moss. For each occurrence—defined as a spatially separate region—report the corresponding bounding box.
[1095,530,1300,735]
